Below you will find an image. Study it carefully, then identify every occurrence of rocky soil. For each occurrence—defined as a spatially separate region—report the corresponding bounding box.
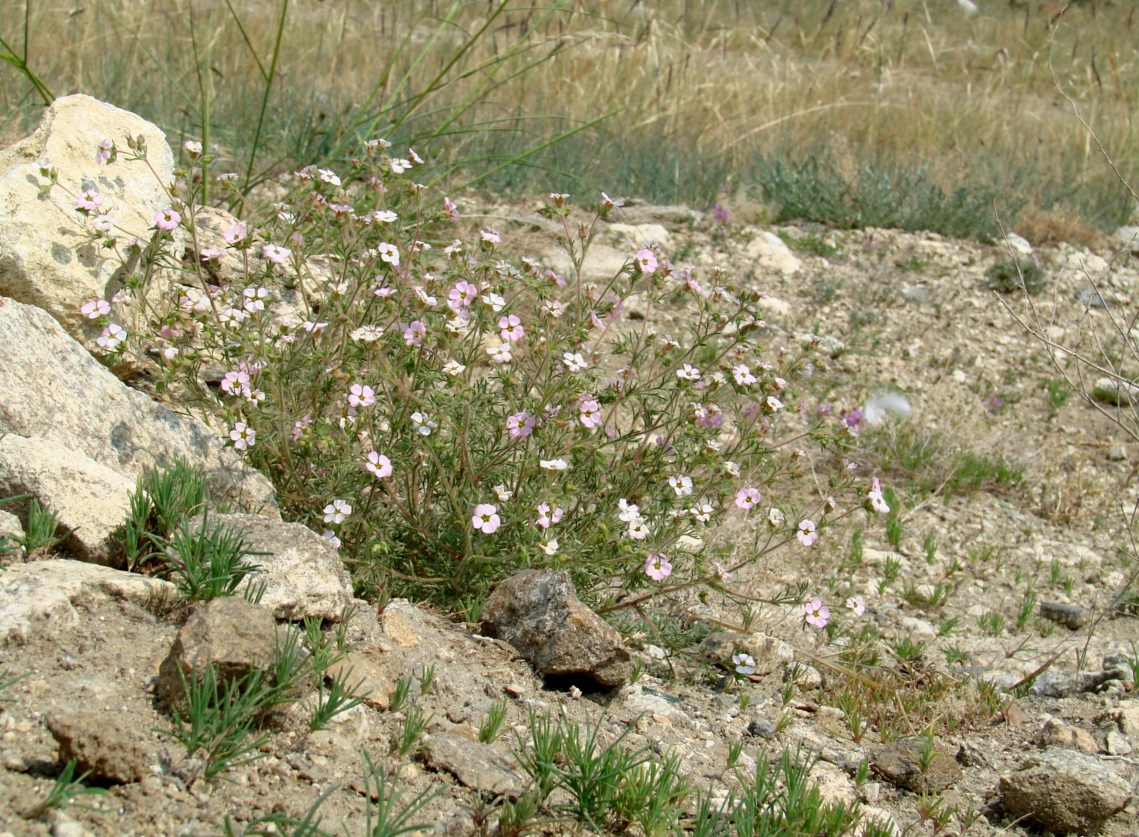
[5,100,1139,836]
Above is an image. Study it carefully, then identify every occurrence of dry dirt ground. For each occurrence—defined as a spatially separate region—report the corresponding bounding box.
[4,204,1139,836]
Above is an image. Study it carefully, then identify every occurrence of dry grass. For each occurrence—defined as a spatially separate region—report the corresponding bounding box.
[1,0,1136,224]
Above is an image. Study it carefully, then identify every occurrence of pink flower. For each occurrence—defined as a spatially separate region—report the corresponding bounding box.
[365,451,392,478]
[92,215,117,234]
[735,487,761,510]
[291,414,312,441]
[845,595,866,617]
[80,299,111,319]
[76,190,104,211]
[797,519,818,547]
[448,281,479,309]
[535,503,564,529]
[221,370,251,396]
[506,412,535,438]
[154,208,181,230]
[498,315,524,342]
[94,139,114,165]
[348,384,376,408]
[579,400,602,429]
[223,223,247,245]
[403,321,426,346]
[634,248,658,274]
[645,553,672,581]
[443,197,459,222]
[472,503,501,534]
[804,599,830,629]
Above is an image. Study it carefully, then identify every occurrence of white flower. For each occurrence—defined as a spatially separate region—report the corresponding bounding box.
[487,343,513,364]
[350,324,384,342]
[669,475,693,497]
[732,653,756,676]
[689,503,714,523]
[846,595,866,617]
[443,359,466,377]
[677,364,702,382]
[494,484,512,502]
[229,421,256,451]
[626,518,650,540]
[767,507,786,528]
[410,411,437,436]
[323,499,353,524]
[377,242,400,267]
[96,323,127,350]
[538,538,558,556]
[321,530,342,549]
[262,243,292,264]
[618,499,641,522]
[482,292,505,312]
[563,352,588,373]
[540,458,568,472]
[766,396,784,412]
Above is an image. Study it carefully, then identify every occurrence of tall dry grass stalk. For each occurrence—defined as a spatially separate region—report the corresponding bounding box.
[1,0,1135,226]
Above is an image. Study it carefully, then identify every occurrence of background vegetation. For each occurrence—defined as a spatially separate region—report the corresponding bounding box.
[3,0,1137,238]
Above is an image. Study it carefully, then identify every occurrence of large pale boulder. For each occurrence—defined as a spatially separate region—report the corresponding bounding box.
[0,433,135,564]
[0,297,278,516]
[0,94,178,344]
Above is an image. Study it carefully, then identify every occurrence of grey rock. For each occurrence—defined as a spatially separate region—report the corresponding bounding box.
[480,570,632,688]
[746,231,801,276]
[1029,668,1129,698]
[46,710,152,783]
[324,649,394,710]
[1107,445,1128,462]
[1112,225,1139,253]
[185,513,352,622]
[421,731,526,798]
[156,596,280,711]
[1039,601,1092,631]
[956,741,989,768]
[1091,376,1139,407]
[1038,718,1097,754]
[608,222,671,248]
[4,559,177,610]
[871,738,962,793]
[1106,729,1131,756]
[747,718,777,739]
[0,433,135,564]
[616,204,702,226]
[544,243,628,283]
[999,748,1131,834]
[0,509,25,561]
[0,297,278,516]
[0,567,78,644]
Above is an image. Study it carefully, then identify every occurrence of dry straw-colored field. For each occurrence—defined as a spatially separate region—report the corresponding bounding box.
[2,0,1136,233]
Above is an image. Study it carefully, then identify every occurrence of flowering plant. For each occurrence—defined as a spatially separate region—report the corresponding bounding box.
[62,136,886,620]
